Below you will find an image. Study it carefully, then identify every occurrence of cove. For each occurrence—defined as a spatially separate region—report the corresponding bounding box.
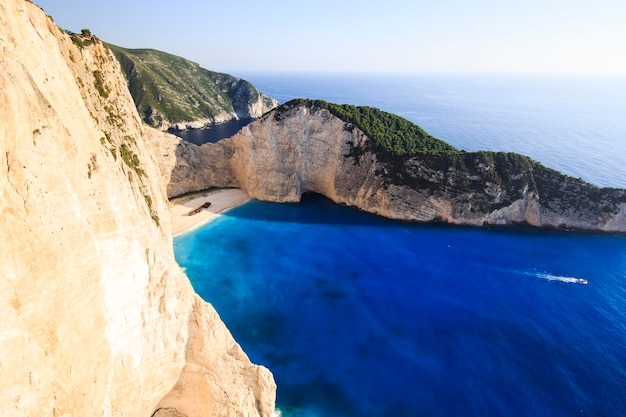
[174,194,626,417]
[169,118,253,145]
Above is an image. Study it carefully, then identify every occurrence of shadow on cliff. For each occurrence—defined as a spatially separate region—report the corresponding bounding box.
[217,193,614,237]
[217,193,392,226]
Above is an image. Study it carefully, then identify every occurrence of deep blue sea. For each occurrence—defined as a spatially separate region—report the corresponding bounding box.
[174,74,626,416]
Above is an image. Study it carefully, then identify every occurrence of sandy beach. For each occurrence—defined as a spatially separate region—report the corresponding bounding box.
[169,188,251,236]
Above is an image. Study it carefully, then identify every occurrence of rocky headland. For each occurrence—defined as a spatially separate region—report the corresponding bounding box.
[154,99,626,233]
[108,44,279,131]
[0,1,275,416]
[3,0,625,415]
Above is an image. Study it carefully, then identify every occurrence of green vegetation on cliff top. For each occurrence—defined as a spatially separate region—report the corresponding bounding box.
[280,99,623,212]
[283,99,458,155]
[107,44,260,126]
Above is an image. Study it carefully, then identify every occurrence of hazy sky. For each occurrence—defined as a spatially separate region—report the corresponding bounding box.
[34,0,626,75]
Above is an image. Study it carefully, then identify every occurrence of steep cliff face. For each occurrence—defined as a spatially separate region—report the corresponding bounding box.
[108,45,278,131]
[157,102,626,233]
[0,1,275,416]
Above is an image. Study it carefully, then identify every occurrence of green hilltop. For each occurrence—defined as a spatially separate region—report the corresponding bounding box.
[107,44,267,128]
[277,99,618,213]
[278,98,459,155]
[282,99,626,215]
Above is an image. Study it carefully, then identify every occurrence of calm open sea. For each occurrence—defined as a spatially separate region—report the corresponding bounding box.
[174,74,626,417]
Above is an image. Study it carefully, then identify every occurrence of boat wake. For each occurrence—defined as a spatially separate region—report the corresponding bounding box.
[470,264,589,285]
[536,272,588,285]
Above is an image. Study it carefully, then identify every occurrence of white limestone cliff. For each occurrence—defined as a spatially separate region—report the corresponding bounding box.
[154,103,626,233]
[0,1,275,416]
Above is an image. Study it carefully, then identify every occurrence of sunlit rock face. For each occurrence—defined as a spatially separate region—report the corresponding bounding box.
[0,1,275,416]
[157,103,626,233]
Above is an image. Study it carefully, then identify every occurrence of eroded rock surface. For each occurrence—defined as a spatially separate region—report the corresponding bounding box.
[0,1,275,416]
[156,102,626,233]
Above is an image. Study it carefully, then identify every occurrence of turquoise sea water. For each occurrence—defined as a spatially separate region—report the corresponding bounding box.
[174,74,626,416]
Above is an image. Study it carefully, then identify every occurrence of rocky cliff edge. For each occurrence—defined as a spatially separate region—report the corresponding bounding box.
[108,44,279,131]
[155,101,626,233]
[0,1,275,416]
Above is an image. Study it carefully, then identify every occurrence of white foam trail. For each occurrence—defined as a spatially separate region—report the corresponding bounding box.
[467,264,589,285]
[536,272,588,285]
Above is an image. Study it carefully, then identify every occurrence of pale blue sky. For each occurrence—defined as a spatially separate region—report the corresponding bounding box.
[34,0,626,75]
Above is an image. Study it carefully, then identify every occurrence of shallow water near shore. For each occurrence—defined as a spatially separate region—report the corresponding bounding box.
[174,194,626,417]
